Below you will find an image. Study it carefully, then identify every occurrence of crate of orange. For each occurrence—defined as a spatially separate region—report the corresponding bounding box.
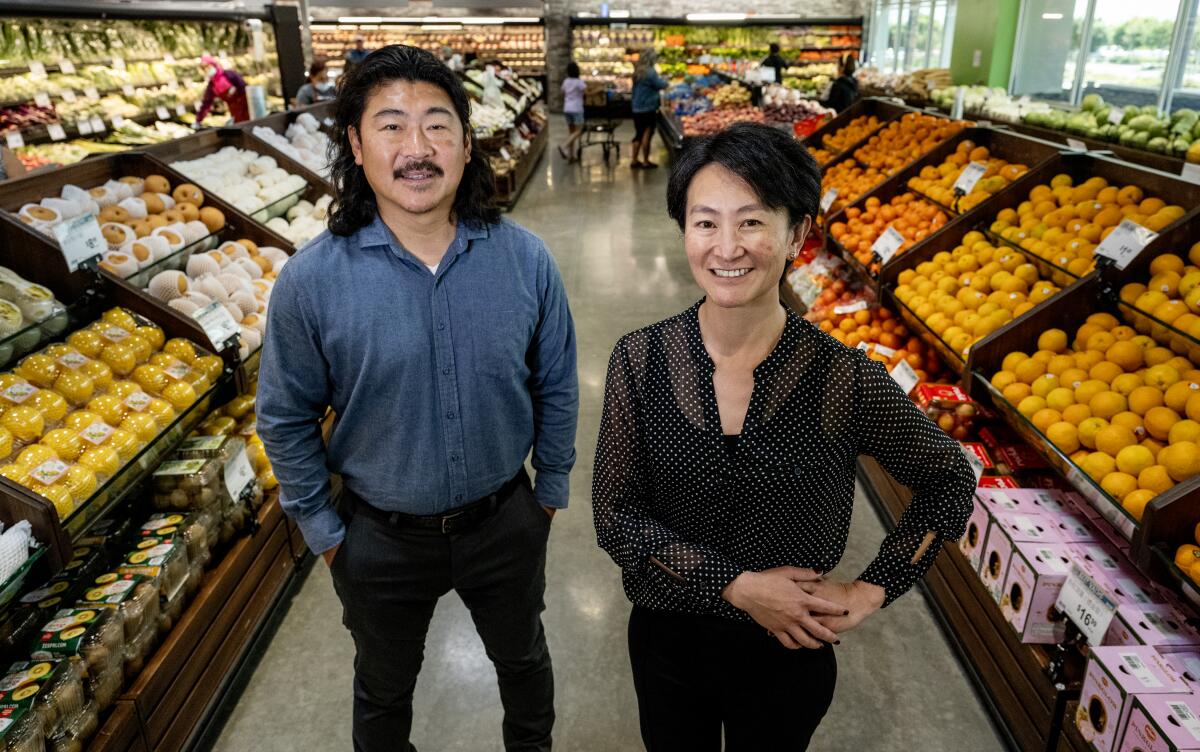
[801,97,909,153]
[852,112,970,178]
[828,192,950,278]
[808,301,948,383]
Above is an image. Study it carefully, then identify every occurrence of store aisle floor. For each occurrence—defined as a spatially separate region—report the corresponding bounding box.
[212,121,1008,752]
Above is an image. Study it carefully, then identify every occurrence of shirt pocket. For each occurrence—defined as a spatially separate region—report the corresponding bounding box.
[464,307,533,381]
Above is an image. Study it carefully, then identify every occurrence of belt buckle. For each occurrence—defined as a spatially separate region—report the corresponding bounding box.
[441,509,466,534]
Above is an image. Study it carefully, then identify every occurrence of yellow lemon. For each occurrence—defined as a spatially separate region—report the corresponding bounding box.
[1115,445,1155,476]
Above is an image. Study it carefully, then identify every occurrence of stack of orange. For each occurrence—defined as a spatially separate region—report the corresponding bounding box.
[1119,247,1200,366]
[989,174,1186,286]
[811,147,836,165]
[829,192,949,276]
[821,159,890,214]
[907,141,1030,212]
[809,304,946,382]
[820,115,884,155]
[853,113,968,176]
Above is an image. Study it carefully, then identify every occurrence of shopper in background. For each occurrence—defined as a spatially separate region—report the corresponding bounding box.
[257,44,578,752]
[760,42,788,84]
[195,53,249,124]
[630,48,668,169]
[824,53,860,113]
[593,122,976,751]
[344,35,371,72]
[295,60,335,106]
[558,62,586,162]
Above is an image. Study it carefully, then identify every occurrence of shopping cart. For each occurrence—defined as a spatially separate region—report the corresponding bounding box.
[580,119,621,164]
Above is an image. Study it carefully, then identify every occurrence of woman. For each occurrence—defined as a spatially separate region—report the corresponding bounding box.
[825,54,860,113]
[196,53,249,124]
[630,49,668,169]
[592,122,976,751]
[559,62,586,162]
[295,60,335,106]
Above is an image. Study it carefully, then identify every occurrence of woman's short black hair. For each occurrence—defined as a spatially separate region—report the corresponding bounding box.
[666,122,820,231]
[842,54,857,76]
[567,61,580,78]
[328,44,500,236]
[308,60,326,80]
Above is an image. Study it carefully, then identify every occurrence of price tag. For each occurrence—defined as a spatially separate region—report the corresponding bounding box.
[59,58,77,74]
[871,226,906,264]
[223,447,256,499]
[950,86,965,120]
[1181,162,1200,185]
[28,61,46,79]
[89,116,105,133]
[123,391,151,412]
[833,300,868,315]
[953,161,988,194]
[1108,107,1125,125]
[961,445,985,483]
[83,86,99,100]
[1066,138,1087,151]
[820,188,838,213]
[175,104,187,117]
[1055,562,1118,645]
[51,213,105,272]
[193,302,241,350]
[33,92,51,109]
[112,56,126,72]
[121,84,135,97]
[500,147,512,161]
[79,422,114,446]
[77,119,93,135]
[1094,219,1159,270]
[46,123,66,141]
[156,106,170,120]
[111,114,126,129]
[889,359,920,395]
[60,89,77,103]
[873,344,897,358]
[5,130,24,149]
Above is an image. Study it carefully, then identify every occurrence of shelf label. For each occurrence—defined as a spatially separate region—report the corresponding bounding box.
[953,161,988,195]
[52,213,105,272]
[46,123,66,142]
[28,61,46,79]
[1066,138,1087,152]
[871,226,906,264]
[873,344,897,358]
[1108,106,1125,125]
[58,59,75,75]
[224,446,256,499]
[820,187,838,213]
[1056,562,1117,645]
[33,92,51,109]
[1094,219,1158,270]
[83,86,99,100]
[1181,162,1200,185]
[175,104,187,117]
[193,302,240,350]
[111,114,126,129]
[112,56,126,72]
[500,147,512,161]
[155,106,170,120]
[60,89,77,103]
[5,130,24,149]
[888,359,920,395]
[89,116,105,133]
[121,84,135,97]
[833,300,868,315]
[76,119,93,136]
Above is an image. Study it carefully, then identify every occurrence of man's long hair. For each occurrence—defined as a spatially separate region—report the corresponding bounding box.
[328,45,500,236]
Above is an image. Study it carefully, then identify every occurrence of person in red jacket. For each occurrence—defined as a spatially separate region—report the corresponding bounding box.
[196,53,250,124]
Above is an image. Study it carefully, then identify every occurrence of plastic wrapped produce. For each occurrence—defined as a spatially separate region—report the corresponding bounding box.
[51,547,106,590]
[157,583,188,636]
[77,573,159,642]
[48,699,98,752]
[117,536,189,604]
[28,607,123,710]
[139,511,212,569]
[0,659,86,740]
[121,623,155,682]
[76,515,134,552]
[0,706,44,752]
[151,457,222,512]
[0,520,31,583]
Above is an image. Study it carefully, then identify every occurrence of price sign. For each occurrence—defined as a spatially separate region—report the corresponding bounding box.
[223,447,256,499]
[871,226,906,264]
[33,92,51,109]
[111,114,126,128]
[112,56,126,72]
[156,106,170,120]
[121,84,135,97]
[60,89,76,103]
[51,213,105,272]
[77,119,93,135]
[58,59,76,74]
[873,344,897,359]
[889,359,920,395]
[47,123,66,141]
[28,61,46,79]
[1066,138,1087,152]
[89,116,105,133]
[1181,162,1200,185]
[175,104,187,117]
[820,188,838,213]
[5,130,24,149]
[83,86,99,100]
[1094,219,1159,270]
[961,445,985,483]
[953,161,988,194]
[1055,562,1118,645]
[192,302,240,350]
[833,300,868,315]
[1108,107,1125,125]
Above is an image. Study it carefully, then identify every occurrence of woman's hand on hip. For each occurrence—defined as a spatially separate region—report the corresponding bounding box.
[721,567,846,650]
[808,580,886,635]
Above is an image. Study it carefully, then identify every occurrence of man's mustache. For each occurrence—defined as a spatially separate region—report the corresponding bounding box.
[394,161,444,179]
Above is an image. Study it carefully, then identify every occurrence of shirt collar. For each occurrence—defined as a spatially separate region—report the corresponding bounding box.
[356,212,491,265]
[684,298,804,379]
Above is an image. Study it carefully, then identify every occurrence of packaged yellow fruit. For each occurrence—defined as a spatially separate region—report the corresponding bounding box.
[77,445,120,477]
[120,412,159,443]
[36,483,74,520]
[144,398,176,425]
[1094,424,1138,456]
[163,339,198,364]
[1162,441,1200,482]
[39,429,83,462]
[1144,406,1181,441]
[1122,489,1155,522]
[1116,445,1155,476]
[1138,464,1175,494]
[1046,422,1080,453]
[2,406,43,443]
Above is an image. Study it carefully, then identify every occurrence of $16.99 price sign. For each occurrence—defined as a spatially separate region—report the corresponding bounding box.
[1055,562,1117,644]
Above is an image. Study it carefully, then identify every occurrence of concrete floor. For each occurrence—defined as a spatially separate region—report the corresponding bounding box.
[212,121,1009,752]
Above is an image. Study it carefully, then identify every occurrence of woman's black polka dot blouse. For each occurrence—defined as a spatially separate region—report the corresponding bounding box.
[592,300,978,621]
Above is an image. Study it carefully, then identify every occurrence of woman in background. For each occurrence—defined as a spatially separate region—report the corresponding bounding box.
[295,60,335,106]
[630,49,668,169]
[196,53,249,124]
[559,62,586,162]
[825,54,860,113]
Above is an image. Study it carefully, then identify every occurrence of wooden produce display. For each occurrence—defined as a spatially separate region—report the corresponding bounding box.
[802,96,909,158]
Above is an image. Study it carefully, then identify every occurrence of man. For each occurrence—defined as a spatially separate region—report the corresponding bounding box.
[345,36,371,72]
[257,45,578,752]
[760,43,788,85]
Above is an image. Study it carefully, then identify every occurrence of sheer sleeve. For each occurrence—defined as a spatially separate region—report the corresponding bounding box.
[852,354,977,606]
[592,337,745,607]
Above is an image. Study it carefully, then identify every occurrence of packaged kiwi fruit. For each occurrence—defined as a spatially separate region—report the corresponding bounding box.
[138,511,213,569]
[76,515,134,552]
[0,705,45,752]
[0,659,85,740]
[47,698,98,752]
[28,607,124,710]
[77,573,159,642]
[156,583,189,637]
[151,457,223,512]
[122,623,156,682]
[117,536,190,604]
[50,546,107,589]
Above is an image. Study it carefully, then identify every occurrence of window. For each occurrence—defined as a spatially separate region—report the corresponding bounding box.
[867,0,957,73]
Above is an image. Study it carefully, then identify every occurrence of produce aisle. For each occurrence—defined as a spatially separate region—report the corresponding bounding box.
[209,119,1006,752]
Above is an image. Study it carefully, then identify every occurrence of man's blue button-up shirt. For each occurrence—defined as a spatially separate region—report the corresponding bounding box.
[256,213,579,554]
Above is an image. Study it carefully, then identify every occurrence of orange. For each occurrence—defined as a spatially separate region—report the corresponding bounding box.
[1094,424,1137,456]
[1162,441,1200,482]
[1015,358,1047,384]
[1128,386,1165,416]
[1089,391,1128,420]
[1100,472,1138,501]
[991,370,1018,390]
[1138,465,1175,494]
[1143,406,1181,441]
[1081,451,1116,479]
[1122,488,1156,521]
[1078,417,1108,449]
[1149,254,1185,276]
[1176,544,1200,571]
[1189,392,1200,423]
[1116,185,1144,206]
[1111,373,1145,397]
[1046,421,1080,453]
[1075,379,1110,405]
[1038,328,1069,353]
[1062,403,1092,425]
[1089,361,1124,384]
[1032,408,1064,433]
[1018,395,1048,418]
[1145,364,1181,390]
[1169,420,1200,444]
[1105,341,1144,372]
[1115,445,1155,476]
[1004,382,1033,404]
[1111,411,1145,437]
[1164,381,1200,413]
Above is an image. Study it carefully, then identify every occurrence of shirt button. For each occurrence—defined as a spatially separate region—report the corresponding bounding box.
[450,454,460,462]
[447,411,456,420]
[442,367,451,375]
[438,322,445,330]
